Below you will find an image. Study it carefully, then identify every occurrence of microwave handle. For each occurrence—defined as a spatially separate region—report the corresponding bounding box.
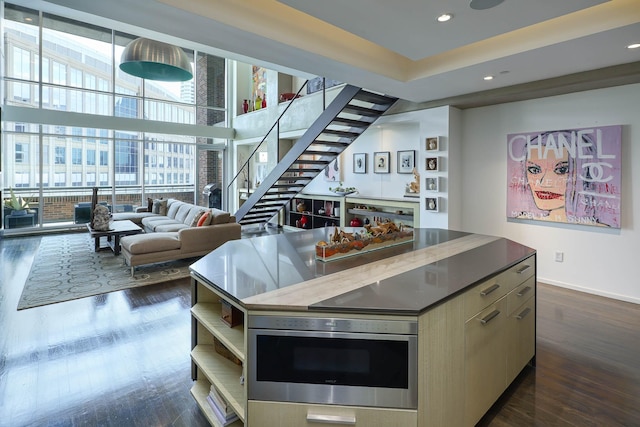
[306,413,356,425]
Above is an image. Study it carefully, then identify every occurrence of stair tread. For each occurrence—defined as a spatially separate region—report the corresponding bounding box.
[353,90,397,105]
[330,117,373,128]
[311,140,350,146]
[294,160,332,165]
[342,104,385,116]
[321,129,361,137]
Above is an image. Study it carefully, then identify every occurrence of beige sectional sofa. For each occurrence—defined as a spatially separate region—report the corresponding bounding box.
[115,199,241,274]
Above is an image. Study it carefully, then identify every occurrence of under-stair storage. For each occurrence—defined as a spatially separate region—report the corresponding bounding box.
[287,194,343,229]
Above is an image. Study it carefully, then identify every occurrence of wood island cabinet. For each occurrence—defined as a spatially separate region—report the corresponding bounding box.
[248,400,417,427]
[190,230,536,427]
[463,258,536,426]
[506,277,536,384]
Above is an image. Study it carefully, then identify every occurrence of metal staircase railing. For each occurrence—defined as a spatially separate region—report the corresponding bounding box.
[231,84,398,227]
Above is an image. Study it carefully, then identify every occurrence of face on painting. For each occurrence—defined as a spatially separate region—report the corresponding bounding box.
[526,147,570,211]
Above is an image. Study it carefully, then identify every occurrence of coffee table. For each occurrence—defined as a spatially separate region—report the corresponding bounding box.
[86,220,143,255]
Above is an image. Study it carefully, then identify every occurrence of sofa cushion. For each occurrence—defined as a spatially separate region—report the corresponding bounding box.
[188,210,206,227]
[155,223,190,232]
[184,207,207,227]
[142,217,177,231]
[174,204,192,223]
[166,200,184,219]
[197,211,211,227]
[120,233,181,255]
[210,209,231,224]
[112,211,157,225]
[151,199,168,215]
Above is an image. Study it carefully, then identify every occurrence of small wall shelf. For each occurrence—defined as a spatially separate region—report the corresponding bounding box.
[347,208,414,222]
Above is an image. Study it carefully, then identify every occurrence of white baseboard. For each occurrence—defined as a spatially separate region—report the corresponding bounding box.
[539,277,640,305]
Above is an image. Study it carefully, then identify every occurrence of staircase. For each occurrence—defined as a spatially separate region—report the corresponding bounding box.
[234,84,398,227]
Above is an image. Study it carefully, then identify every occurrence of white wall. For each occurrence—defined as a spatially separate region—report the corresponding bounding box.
[460,83,640,303]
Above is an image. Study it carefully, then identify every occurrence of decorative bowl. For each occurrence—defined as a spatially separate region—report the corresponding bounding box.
[332,190,356,197]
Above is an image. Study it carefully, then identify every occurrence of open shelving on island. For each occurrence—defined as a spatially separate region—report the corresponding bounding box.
[191,279,247,426]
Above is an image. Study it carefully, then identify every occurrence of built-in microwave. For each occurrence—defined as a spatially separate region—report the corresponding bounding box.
[247,315,418,409]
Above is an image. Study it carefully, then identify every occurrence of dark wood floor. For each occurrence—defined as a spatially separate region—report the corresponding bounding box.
[1,234,639,426]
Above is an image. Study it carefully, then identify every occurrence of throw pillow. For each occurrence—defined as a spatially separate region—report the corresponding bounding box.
[197,211,210,227]
[152,199,168,215]
[147,197,153,212]
[190,210,205,227]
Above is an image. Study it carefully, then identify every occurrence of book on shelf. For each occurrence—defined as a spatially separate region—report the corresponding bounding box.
[207,395,239,425]
[208,385,233,415]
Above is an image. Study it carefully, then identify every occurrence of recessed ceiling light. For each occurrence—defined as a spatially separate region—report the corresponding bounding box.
[483,75,494,81]
[628,43,640,49]
[25,17,33,22]
[437,13,453,22]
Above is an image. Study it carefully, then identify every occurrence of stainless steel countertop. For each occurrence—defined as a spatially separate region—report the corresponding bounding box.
[189,228,535,315]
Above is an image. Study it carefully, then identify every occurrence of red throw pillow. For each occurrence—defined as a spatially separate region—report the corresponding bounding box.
[197,211,210,227]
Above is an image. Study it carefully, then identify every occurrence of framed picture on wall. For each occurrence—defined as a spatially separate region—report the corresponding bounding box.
[353,153,367,174]
[426,157,439,171]
[426,177,439,192]
[324,158,340,182]
[426,137,440,151]
[397,150,415,174]
[426,197,439,212]
[373,151,390,174]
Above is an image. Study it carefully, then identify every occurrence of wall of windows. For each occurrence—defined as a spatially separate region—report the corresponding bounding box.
[1,2,228,231]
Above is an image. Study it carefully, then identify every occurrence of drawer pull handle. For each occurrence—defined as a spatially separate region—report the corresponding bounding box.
[480,284,500,296]
[306,414,356,425]
[516,307,531,320]
[516,265,531,274]
[517,286,532,297]
[480,309,500,324]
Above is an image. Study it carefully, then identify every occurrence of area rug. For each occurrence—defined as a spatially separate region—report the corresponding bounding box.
[18,232,194,310]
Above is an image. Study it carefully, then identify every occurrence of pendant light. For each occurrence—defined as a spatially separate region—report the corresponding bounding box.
[469,0,504,10]
[119,38,193,82]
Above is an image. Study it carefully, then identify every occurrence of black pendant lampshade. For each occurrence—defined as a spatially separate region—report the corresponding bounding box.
[119,38,193,82]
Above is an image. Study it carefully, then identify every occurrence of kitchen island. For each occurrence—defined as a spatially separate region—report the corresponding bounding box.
[190,228,536,427]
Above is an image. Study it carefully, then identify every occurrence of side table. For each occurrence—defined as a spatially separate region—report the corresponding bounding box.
[86,220,143,255]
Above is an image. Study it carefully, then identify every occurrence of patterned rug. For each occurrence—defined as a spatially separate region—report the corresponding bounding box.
[17,232,194,310]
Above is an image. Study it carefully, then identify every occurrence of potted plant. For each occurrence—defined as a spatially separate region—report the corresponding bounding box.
[3,188,30,215]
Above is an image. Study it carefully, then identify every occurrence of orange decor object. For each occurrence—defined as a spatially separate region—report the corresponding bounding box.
[315,223,414,262]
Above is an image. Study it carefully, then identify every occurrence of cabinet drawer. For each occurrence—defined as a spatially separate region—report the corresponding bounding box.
[506,276,536,316]
[464,273,510,320]
[506,296,536,383]
[248,400,417,427]
[503,257,535,289]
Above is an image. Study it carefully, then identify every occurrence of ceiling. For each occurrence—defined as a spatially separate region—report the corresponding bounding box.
[29,0,640,107]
